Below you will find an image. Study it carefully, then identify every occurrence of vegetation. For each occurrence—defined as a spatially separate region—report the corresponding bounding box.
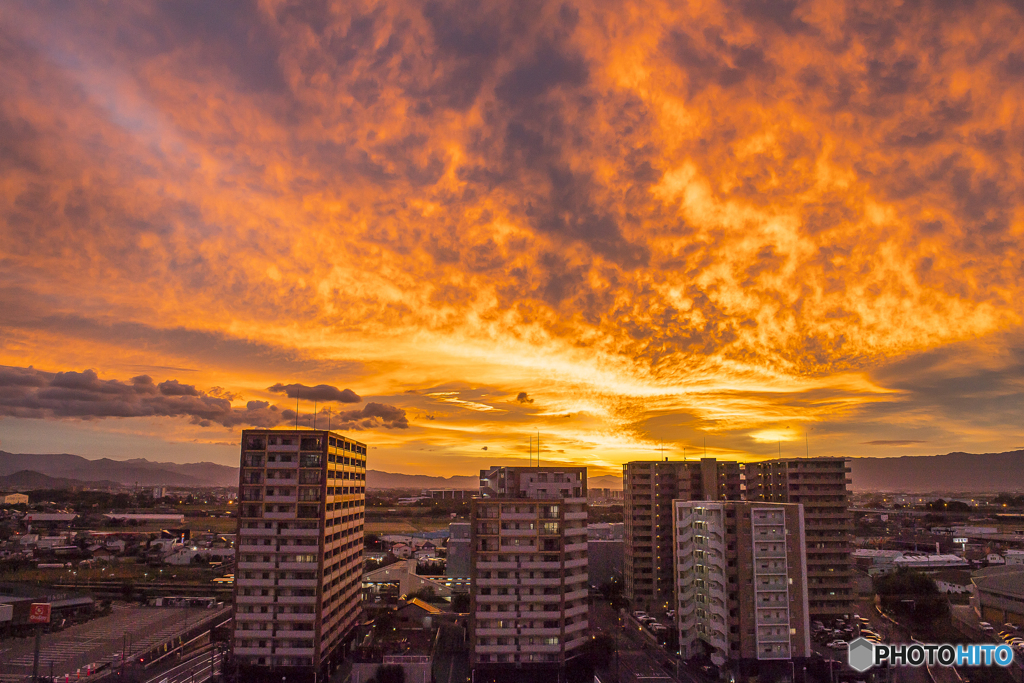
[924,499,972,512]
[874,569,949,626]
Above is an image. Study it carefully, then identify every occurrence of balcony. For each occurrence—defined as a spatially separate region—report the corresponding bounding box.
[238,561,276,570]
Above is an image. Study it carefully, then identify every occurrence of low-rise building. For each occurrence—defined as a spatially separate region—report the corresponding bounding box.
[2,494,28,505]
[972,566,1024,626]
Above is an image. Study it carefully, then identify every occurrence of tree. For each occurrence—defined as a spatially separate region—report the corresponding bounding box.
[875,570,948,624]
[372,664,405,683]
[451,593,470,613]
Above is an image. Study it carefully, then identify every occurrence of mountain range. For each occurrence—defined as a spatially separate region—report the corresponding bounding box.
[2,450,1024,493]
[0,451,238,488]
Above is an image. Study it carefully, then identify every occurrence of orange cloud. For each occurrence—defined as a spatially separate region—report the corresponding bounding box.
[1,0,1023,472]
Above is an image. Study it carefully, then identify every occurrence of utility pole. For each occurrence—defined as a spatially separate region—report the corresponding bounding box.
[32,624,41,683]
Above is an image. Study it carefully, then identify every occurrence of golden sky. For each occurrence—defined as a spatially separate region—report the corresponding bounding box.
[1,0,1023,477]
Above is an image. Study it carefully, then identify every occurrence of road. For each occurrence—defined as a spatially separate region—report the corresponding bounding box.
[591,599,698,683]
[143,647,223,683]
[0,604,217,683]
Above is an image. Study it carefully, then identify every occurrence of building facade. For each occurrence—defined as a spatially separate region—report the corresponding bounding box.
[744,458,853,619]
[232,429,367,682]
[446,521,471,578]
[673,501,811,671]
[470,466,589,677]
[623,459,742,608]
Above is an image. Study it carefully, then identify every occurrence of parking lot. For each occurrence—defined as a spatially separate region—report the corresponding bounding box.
[0,603,213,683]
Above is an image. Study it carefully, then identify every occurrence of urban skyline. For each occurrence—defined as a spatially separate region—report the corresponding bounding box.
[3,1,1024,479]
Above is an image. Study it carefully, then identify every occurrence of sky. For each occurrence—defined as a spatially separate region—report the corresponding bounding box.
[1,0,1023,478]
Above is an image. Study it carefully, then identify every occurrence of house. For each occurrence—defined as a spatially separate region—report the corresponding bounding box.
[390,543,413,559]
[396,598,442,630]
[931,569,974,595]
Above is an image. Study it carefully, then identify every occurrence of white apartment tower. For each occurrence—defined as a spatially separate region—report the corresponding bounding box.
[470,466,589,679]
[673,501,811,674]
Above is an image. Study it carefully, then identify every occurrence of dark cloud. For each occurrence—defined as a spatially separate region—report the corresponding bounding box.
[333,402,409,430]
[267,383,362,403]
[0,366,284,428]
[0,365,406,431]
[158,379,200,396]
[516,391,534,404]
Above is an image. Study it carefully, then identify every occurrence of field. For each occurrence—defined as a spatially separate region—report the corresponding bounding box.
[364,517,451,534]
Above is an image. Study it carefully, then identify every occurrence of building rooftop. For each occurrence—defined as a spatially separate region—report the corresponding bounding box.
[973,567,1024,598]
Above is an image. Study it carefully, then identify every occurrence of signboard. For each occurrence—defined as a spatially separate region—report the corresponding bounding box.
[953,537,968,544]
[28,603,51,624]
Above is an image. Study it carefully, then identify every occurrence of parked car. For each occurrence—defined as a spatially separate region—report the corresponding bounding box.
[828,641,849,649]
[633,611,648,620]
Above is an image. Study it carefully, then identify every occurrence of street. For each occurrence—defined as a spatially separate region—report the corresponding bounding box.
[591,599,699,683]
[0,604,216,683]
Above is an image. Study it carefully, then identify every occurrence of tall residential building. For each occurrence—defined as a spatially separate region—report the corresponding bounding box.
[673,501,811,671]
[470,466,589,678]
[744,458,853,619]
[231,429,367,682]
[623,459,741,608]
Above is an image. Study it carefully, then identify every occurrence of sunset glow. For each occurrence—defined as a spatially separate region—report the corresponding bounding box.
[1,0,1023,476]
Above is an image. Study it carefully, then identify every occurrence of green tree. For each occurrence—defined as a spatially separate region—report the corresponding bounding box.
[875,570,948,624]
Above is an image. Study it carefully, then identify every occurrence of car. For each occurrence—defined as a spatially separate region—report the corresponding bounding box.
[666,610,676,618]
[828,640,849,649]
[633,611,648,620]
[1005,624,1019,632]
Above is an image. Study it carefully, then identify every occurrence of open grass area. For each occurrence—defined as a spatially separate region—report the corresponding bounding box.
[365,517,451,534]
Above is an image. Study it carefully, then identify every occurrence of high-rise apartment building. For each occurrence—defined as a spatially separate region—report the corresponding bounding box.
[470,466,589,678]
[673,501,811,670]
[744,458,853,619]
[623,459,741,608]
[231,429,367,682]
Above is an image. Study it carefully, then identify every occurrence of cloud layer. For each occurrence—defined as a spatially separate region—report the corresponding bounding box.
[0,0,1022,471]
[0,366,408,431]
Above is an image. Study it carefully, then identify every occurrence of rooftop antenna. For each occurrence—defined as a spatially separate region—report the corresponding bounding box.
[537,431,541,468]
[295,389,299,429]
[806,432,809,458]
[327,406,332,432]
[313,400,317,430]
[683,446,687,461]
[662,441,666,462]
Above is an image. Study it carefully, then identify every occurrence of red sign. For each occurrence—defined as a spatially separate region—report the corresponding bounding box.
[29,603,51,624]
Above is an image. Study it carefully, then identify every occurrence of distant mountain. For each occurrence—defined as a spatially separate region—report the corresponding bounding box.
[848,451,1024,493]
[0,470,122,490]
[3,449,1022,493]
[367,470,478,490]
[589,474,623,490]
[0,452,238,487]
